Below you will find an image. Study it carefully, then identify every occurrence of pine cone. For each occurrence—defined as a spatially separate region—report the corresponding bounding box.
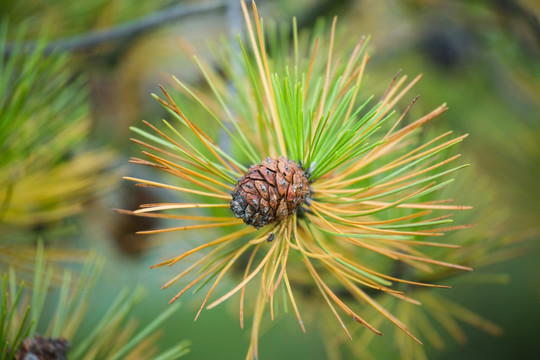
[230,156,310,229]
[16,334,70,360]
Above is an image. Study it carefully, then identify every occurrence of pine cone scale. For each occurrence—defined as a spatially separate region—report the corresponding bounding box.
[268,186,278,209]
[255,180,270,200]
[278,161,293,182]
[275,173,288,196]
[248,169,265,181]
[263,157,279,172]
[242,182,258,195]
[260,166,276,186]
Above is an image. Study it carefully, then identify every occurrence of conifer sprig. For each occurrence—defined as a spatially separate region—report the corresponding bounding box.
[0,25,116,237]
[0,242,189,360]
[124,1,471,358]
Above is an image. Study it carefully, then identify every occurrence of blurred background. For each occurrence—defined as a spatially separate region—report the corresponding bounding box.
[1,0,539,359]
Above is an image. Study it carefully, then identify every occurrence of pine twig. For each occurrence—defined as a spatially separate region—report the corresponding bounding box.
[3,2,227,55]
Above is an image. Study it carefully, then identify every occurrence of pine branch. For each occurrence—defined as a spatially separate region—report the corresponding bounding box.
[3,2,226,55]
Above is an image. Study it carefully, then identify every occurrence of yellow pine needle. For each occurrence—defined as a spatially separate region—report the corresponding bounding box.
[168,257,231,304]
[260,245,277,321]
[376,74,422,125]
[367,133,466,182]
[247,290,265,360]
[385,291,422,307]
[323,209,433,226]
[286,241,336,259]
[129,156,168,168]
[156,86,213,145]
[283,272,306,332]
[390,241,443,260]
[142,151,234,191]
[160,243,229,289]
[253,2,287,156]
[387,131,457,167]
[405,214,455,227]
[395,251,473,272]
[421,293,467,344]
[298,235,406,296]
[361,201,472,211]
[369,154,463,192]
[379,70,402,101]
[206,229,282,310]
[423,224,475,233]
[150,227,255,269]
[240,243,263,329]
[134,203,229,213]
[323,256,404,295]
[268,219,293,294]
[241,0,286,156]
[306,262,354,340]
[320,131,458,187]
[349,236,462,274]
[342,53,370,126]
[303,37,318,101]
[370,237,460,249]
[403,257,437,273]
[115,208,239,222]
[290,221,337,259]
[436,295,503,336]
[338,37,367,91]
[268,275,276,321]
[271,239,289,294]
[312,183,439,216]
[332,102,449,182]
[340,260,451,289]
[310,215,459,249]
[158,86,242,175]
[311,201,445,237]
[303,254,383,337]
[295,227,387,288]
[132,156,226,194]
[338,273,423,345]
[308,209,401,260]
[336,59,363,100]
[136,220,242,235]
[414,305,446,350]
[194,233,268,321]
[310,212,466,274]
[141,120,204,166]
[366,74,410,134]
[315,16,337,125]
[123,176,230,200]
[385,73,422,110]
[172,66,224,118]
[130,138,203,170]
[383,95,420,140]
[386,103,449,144]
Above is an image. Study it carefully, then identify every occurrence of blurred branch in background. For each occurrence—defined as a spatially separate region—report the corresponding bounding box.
[3,2,227,56]
[3,0,356,59]
[493,0,540,45]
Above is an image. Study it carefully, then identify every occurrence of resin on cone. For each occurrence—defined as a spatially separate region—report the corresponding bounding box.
[230,156,310,229]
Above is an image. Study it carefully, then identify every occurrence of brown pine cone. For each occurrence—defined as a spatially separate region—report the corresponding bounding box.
[15,334,70,360]
[230,156,311,229]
